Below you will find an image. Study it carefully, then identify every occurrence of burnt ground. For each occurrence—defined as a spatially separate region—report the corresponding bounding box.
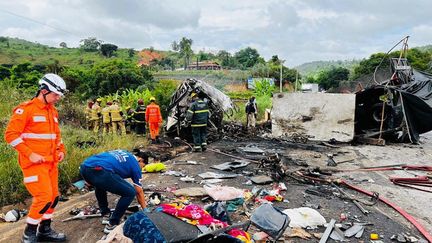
[0,135,431,242]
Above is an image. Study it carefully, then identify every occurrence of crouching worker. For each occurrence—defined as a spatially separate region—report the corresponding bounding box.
[79,149,149,233]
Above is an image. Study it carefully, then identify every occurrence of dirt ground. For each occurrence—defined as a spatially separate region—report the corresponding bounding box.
[1,133,431,242]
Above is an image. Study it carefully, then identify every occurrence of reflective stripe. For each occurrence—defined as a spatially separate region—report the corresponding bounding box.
[24,175,38,183]
[54,117,58,123]
[27,217,41,225]
[195,109,209,113]
[9,137,24,147]
[191,124,207,127]
[202,143,207,146]
[42,213,53,220]
[21,133,56,139]
[33,116,47,122]
[187,110,194,113]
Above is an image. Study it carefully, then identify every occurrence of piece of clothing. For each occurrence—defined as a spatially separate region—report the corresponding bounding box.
[135,123,146,135]
[148,122,160,140]
[102,123,111,135]
[132,105,146,135]
[192,126,207,148]
[97,223,132,243]
[245,100,257,114]
[112,121,126,135]
[109,104,123,122]
[247,113,256,128]
[80,166,136,225]
[145,103,162,123]
[186,99,209,127]
[123,212,166,243]
[4,98,65,168]
[22,163,59,224]
[81,150,142,187]
[101,106,111,124]
[4,97,65,225]
[159,204,251,242]
[132,105,146,123]
[90,103,101,121]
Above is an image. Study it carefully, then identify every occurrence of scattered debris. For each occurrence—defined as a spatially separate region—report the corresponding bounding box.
[198,171,238,179]
[173,187,207,197]
[282,207,326,228]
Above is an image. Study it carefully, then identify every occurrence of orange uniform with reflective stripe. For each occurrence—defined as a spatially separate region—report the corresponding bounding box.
[4,98,65,224]
[145,103,162,139]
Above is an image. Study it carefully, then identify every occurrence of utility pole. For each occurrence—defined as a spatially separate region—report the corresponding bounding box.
[295,70,298,92]
[280,61,284,93]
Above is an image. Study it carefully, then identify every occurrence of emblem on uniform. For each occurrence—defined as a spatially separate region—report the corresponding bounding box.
[15,108,24,115]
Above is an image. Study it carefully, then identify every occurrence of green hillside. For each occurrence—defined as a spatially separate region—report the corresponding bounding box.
[0,37,138,67]
[295,59,360,78]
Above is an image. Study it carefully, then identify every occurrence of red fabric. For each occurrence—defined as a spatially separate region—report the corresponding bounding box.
[159,204,251,242]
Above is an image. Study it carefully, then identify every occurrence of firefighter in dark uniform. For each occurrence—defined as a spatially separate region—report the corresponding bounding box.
[132,99,146,136]
[186,92,209,152]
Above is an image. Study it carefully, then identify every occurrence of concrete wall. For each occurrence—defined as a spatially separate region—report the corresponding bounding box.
[272,92,356,142]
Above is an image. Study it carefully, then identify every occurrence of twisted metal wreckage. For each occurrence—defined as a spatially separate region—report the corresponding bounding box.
[355,36,432,144]
[165,78,236,141]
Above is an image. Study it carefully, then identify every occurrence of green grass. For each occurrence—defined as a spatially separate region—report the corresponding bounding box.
[0,85,147,206]
[0,37,138,67]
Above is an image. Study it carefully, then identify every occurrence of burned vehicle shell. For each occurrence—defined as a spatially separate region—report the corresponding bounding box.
[165,78,235,141]
[355,58,432,143]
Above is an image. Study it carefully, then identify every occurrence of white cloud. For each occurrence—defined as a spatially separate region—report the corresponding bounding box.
[0,0,432,66]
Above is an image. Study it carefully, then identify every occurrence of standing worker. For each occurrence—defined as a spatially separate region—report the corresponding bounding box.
[79,149,148,233]
[109,100,126,135]
[186,92,209,152]
[4,73,67,243]
[145,97,162,143]
[245,96,258,131]
[132,99,146,136]
[101,101,112,135]
[90,98,102,133]
[84,100,93,130]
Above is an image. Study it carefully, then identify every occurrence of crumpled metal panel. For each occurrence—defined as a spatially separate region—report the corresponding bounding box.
[165,78,235,138]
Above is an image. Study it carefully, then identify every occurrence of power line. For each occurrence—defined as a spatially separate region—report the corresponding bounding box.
[0,8,81,38]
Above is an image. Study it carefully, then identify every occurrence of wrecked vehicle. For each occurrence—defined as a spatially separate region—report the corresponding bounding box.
[355,57,432,143]
[165,78,236,141]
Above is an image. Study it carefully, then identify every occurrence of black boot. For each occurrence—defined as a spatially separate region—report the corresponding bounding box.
[22,224,38,243]
[37,219,66,242]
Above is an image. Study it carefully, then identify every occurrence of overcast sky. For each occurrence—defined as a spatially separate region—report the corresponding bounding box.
[1,0,431,66]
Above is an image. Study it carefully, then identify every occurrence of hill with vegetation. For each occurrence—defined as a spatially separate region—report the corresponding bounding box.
[295,59,360,78]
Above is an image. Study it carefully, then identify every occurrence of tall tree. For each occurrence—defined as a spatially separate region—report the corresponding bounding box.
[100,43,118,57]
[217,50,235,67]
[0,36,10,48]
[234,47,262,69]
[316,67,350,90]
[172,37,193,69]
[79,37,101,52]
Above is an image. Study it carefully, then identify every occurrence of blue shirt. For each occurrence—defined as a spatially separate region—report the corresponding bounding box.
[81,150,142,187]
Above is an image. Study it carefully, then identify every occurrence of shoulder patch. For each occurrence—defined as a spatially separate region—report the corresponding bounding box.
[15,108,24,115]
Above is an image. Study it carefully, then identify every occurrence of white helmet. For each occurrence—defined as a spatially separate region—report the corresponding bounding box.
[38,73,67,96]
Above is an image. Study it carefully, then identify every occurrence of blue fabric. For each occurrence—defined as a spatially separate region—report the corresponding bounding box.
[81,150,142,187]
[124,211,166,243]
[80,166,135,225]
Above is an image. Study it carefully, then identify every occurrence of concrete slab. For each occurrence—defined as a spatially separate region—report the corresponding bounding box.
[272,92,356,142]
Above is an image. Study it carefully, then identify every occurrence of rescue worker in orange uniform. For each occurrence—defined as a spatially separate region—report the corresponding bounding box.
[145,97,162,143]
[4,73,67,243]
